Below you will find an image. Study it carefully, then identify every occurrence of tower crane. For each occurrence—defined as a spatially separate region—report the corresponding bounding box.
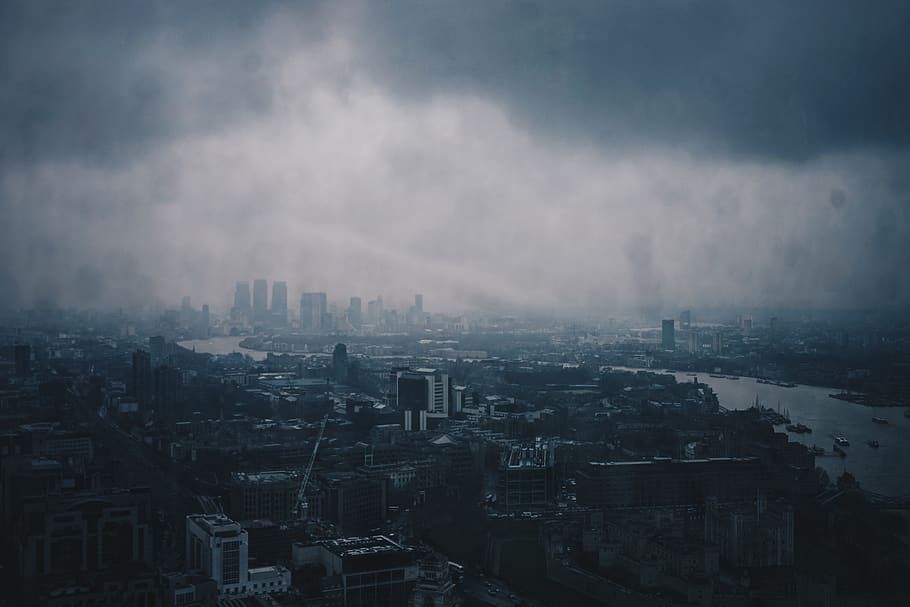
[294,414,328,519]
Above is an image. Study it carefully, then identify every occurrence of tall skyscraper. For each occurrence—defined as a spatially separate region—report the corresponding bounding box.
[348,296,362,325]
[234,281,251,311]
[271,281,288,325]
[199,304,210,337]
[679,310,692,329]
[300,292,327,332]
[415,294,423,313]
[252,279,268,321]
[333,343,349,383]
[662,319,676,351]
[367,297,383,325]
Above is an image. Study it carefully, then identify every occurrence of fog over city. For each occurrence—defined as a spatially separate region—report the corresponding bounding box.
[2,1,908,314]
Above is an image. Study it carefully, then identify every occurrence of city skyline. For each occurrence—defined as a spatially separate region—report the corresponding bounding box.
[2,2,909,315]
[3,3,910,604]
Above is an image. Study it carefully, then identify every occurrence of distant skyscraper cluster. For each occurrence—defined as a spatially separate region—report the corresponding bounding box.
[230,279,292,328]
[226,280,428,334]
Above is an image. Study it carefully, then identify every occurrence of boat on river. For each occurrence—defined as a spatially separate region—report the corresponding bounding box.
[872,417,888,425]
[867,439,880,448]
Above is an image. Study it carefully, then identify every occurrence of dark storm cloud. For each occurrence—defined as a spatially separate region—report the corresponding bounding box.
[358,0,910,160]
[4,1,909,166]
[0,0,320,167]
[0,1,908,314]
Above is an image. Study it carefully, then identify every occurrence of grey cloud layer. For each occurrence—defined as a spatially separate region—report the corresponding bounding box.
[0,1,908,314]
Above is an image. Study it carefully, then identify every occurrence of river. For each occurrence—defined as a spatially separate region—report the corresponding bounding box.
[177,336,269,361]
[614,368,910,496]
[172,343,910,496]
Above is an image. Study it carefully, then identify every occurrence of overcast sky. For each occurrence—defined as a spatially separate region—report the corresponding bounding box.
[1,1,908,316]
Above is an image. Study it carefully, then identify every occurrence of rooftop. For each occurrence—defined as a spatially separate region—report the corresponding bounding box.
[231,470,298,484]
[318,535,406,558]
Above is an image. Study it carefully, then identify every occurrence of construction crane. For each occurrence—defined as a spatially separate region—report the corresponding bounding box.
[294,414,328,519]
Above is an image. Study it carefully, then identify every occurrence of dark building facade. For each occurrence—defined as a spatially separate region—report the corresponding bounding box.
[662,319,675,350]
[577,457,769,509]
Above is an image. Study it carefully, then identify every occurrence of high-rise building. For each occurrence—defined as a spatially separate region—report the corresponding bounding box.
[234,281,251,311]
[449,385,475,414]
[299,292,327,332]
[348,296,362,325]
[130,350,152,408]
[367,297,383,325]
[680,309,692,329]
[712,332,724,355]
[185,513,291,597]
[271,281,288,325]
[252,279,268,321]
[149,335,166,365]
[687,331,699,354]
[394,368,449,431]
[742,317,753,335]
[199,304,210,337]
[414,294,423,313]
[333,343,349,383]
[186,514,249,593]
[180,295,193,327]
[662,319,676,351]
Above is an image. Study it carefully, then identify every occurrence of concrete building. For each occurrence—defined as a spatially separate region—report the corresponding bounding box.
[18,487,155,599]
[186,514,250,595]
[234,281,251,311]
[348,296,362,325]
[687,331,699,354]
[712,332,724,355]
[293,535,418,607]
[271,281,288,325]
[394,368,450,432]
[227,470,299,523]
[186,513,291,598]
[497,439,556,511]
[314,471,388,534]
[662,319,675,351]
[252,278,268,322]
[300,292,328,333]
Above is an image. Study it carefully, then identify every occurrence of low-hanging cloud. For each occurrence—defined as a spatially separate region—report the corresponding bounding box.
[1,1,908,315]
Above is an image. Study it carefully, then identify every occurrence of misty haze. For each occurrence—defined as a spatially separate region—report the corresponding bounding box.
[1,2,909,607]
